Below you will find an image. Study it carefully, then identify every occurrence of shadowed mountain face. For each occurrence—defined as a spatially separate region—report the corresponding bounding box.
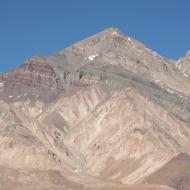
[0,27,190,190]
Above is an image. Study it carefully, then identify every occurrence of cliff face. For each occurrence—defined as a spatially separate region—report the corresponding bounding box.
[0,28,190,190]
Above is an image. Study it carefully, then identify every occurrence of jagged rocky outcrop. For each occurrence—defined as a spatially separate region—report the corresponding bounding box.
[176,50,190,77]
[0,56,65,103]
[0,27,190,190]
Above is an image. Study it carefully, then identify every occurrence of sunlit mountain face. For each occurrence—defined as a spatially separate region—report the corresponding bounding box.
[0,28,190,190]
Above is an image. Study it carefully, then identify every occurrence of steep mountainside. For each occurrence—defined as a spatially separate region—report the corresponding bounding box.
[0,28,190,190]
[175,50,190,78]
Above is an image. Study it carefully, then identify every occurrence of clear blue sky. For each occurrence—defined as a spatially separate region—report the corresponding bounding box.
[0,0,190,72]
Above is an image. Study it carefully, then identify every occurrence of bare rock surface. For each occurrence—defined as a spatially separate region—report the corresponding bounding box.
[0,28,190,189]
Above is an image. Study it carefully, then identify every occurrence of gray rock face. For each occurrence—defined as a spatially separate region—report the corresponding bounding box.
[176,50,190,77]
[0,28,190,190]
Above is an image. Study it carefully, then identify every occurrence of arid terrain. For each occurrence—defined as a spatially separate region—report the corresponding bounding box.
[0,28,190,190]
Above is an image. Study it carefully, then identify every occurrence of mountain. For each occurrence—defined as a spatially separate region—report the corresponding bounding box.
[145,153,190,190]
[0,27,190,190]
[175,50,190,78]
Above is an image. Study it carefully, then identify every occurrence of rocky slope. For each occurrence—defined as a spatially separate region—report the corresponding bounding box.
[0,27,190,190]
[145,153,190,190]
[175,50,190,78]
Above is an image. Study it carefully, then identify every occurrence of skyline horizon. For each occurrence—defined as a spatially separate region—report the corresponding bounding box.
[1,26,190,73]
[0,0,190,72]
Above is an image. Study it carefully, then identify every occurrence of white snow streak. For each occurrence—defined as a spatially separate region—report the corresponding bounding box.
[184,73,188,78]
[0,82,4,87]
[88,54,99,61]
[111,31,119,35]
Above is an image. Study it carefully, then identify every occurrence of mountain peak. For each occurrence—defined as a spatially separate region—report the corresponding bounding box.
[92,27,128,40]
[100,27,124,35]
[1,28,190,190]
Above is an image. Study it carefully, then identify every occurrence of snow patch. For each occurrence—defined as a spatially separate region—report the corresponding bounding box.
[0,82,4,87]
[155,80,161,83]
[111,31,119,35]
[9,95,13,98]
[184,73,188,78]
[176,63,182,70]
[155,80,164,88]
[146,48,151,52]
[88,54,99,61]
[167,89,174,94]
